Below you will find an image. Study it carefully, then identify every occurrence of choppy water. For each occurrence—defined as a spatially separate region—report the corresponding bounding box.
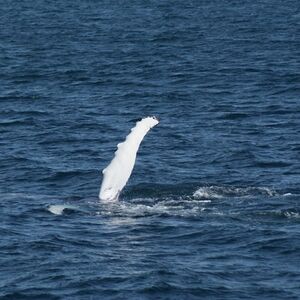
[1,0,300,299]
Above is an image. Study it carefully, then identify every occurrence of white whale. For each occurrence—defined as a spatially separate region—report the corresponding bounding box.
[99,116,159,202]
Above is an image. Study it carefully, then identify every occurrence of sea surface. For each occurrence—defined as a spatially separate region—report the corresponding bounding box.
[1,0,300,299]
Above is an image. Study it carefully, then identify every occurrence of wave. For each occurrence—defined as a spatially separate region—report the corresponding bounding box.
[256,209,300,220]
[193,186,278,200]
[0,117,37,126]
[283,211,300,219]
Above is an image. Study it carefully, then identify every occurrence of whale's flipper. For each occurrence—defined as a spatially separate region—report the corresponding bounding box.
[47,204,80,215]
[99,116,159,202]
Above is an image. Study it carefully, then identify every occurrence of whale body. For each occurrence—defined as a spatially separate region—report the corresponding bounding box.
[99,116,159,201]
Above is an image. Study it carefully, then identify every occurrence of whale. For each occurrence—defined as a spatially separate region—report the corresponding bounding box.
[99,116,159,201]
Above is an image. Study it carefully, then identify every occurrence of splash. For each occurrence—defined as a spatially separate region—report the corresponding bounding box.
[193,186,278,200]
[99,116,159,202]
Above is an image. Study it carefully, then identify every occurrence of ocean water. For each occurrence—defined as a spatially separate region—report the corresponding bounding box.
[1,0,300,299]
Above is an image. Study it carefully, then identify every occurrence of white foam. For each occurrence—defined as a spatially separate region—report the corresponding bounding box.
[193,186,278,200]
[193,187,224,199]
[283,211,300,219]
[96,196,212,219]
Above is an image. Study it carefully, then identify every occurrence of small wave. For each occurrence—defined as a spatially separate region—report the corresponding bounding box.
[218,112,250,120]
[193,186,278,200]
[0,292,59,300]
[96,196,213,220]
[253,209,300,221]
[0,117,36,126]
[43,169,93,181]
[283,211,300,219]
[254,160,292,168]
[193,187,224,200]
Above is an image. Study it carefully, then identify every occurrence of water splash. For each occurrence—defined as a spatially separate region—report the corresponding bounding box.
[193,186,278,200]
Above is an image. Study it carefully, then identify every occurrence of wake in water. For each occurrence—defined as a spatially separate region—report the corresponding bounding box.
[193,186,278,199]
[99,116,159,202]
[46,184,299,223]
[95,185,299,221]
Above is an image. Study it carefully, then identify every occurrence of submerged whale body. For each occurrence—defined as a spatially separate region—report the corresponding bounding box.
[99,116,159,202]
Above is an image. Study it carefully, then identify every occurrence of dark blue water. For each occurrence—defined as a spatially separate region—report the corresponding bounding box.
[1,0,300,299]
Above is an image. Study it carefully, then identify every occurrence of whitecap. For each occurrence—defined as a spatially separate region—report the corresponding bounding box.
[193,187,224,199]
[283,211,300,219]
[193,186,278,200]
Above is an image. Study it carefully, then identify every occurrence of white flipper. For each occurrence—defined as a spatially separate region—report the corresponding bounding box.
[99,116,159,201]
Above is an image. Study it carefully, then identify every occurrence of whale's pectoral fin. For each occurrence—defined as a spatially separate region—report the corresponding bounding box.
[99,116,159,202]
[115,190,121,201]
